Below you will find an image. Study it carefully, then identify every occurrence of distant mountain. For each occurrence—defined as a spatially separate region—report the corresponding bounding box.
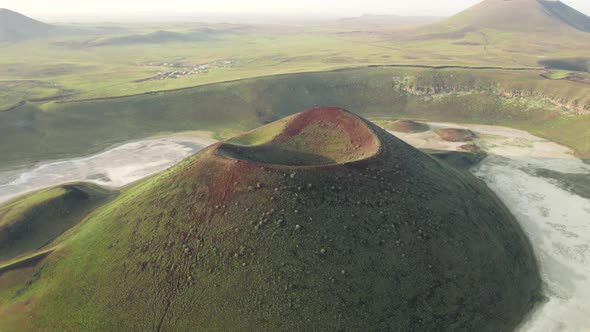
[436,0,590,33]
[0,8,54,42]
[89,30,194,47]
[53,28,240,48]
[540,0,590,32]
[316,14,444,38]
[334,14,443,30]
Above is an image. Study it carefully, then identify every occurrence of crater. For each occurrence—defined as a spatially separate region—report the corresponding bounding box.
[216,107,381,166]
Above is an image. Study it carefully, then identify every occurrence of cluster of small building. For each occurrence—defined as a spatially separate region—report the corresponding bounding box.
[139,59,236,82]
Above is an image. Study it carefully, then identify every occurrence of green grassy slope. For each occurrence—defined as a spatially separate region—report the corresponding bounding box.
[0,183,116,263]
[1,67,590,173]
[0,108,541,331]
[0,80,67,111]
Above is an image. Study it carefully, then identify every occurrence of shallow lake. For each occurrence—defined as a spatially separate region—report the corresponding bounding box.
[392,122,590,332]
[0,132,216,204]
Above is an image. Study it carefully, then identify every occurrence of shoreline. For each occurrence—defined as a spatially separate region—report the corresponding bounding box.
[388,121,590,332]
[0,131,216,205]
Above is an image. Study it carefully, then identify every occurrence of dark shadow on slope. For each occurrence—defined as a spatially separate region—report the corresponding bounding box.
[0,183,116,262]
[539,0,590,33]
[217,143,337,166]
[539,57,590,72]
[425,149,487,170]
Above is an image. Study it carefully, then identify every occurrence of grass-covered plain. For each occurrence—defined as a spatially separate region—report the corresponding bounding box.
[541,70,572,80]
[2,0,590,104]
[2,67,590,174]
[0,81,66,111]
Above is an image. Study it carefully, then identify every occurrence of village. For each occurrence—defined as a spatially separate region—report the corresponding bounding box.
[135,59,236,82]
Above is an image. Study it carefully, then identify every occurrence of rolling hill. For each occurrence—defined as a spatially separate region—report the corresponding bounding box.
[0,9,54,42]
[426,0,590,34]
[83,29,228,47]
[326,14,443,32]
[0,107,541,330]
[0,183,116,263]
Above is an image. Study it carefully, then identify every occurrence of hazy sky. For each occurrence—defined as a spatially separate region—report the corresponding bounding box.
[1,0,589,20]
